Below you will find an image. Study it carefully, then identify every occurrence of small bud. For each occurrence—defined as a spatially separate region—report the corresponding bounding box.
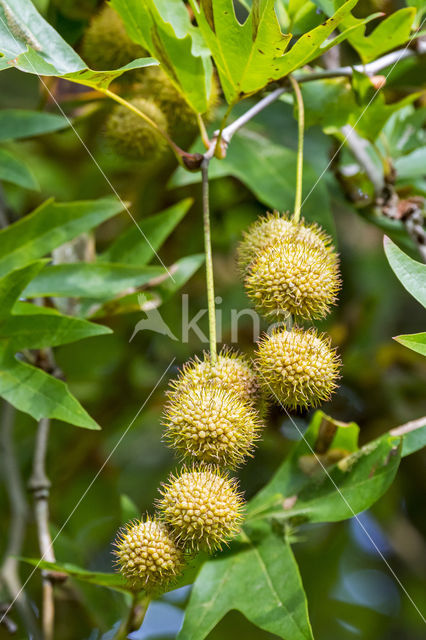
[114,517,184,591]
[157,467,244,552]
[255,328,341,410]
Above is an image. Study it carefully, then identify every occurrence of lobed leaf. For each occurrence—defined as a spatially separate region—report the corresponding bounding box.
[111,0,212,113]
[178,523,313,640]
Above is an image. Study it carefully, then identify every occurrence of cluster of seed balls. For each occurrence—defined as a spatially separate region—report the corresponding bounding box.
[114,212,342,593]
[81,4,218,161]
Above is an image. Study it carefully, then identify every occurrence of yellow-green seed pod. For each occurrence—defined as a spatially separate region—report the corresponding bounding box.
[157,467,244,552]
[255,328,341,410]
[237,211,334,275]
[245,236,340,320]
[106,98,168,160]
[114,517,184,592]
[169,348,260,406]
[81,5,147,70]
[162,383,263,468]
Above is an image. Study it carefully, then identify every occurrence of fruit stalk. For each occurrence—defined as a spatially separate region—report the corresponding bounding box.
[201,158,217,363]
[289,75,305,224]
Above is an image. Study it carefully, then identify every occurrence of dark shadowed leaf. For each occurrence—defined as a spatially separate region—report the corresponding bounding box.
[0,148,39,189]
[20,559,130,593]
[100,199,193,266]
[0,109,69,141]
[0,198,125,277]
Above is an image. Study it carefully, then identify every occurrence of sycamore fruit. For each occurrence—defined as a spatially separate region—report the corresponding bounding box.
[157,467,244,552]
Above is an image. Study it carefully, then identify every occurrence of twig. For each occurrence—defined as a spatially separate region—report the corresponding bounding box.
[202,44,425,161]
[28,417,56,640]
[0,402,41,638]
[201,158,217,362]
[289,76,305,222]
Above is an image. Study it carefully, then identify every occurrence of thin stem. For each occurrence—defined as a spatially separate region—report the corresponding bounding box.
[201,158,217,362]
[289,76,304,223]
[115,593,150,640]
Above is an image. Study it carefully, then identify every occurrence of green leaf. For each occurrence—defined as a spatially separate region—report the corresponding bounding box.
[0,198,125,277]
[100,199,193,266]
[394,147,426,180]
[178,523,313,640]
[0,147,39,189]
[384,236,426,308]
[0,353,100,429]
[171,129,335,236]
[0,313,111,350]
[189,0,358,103]
[111,0,212,112]
[120,494,140,523]
[0,261,46,321]
[0,0,157,89]
[394,332,426,357]
[0,109,68,141]
[343,8,416,63]
[23,263,165,299]
[90,253,204,317]
[391,416,426,457]
[20,559,129,593]
[248,411,401,524]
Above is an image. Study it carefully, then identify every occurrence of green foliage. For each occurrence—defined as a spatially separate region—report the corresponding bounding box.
[0,147,39,190]
[188,0,359,103]
[0,0,157,88]
[384,236,426,308]
[111,0,213,113]
[0,109,69,141]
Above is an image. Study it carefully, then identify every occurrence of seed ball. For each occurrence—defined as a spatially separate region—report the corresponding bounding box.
[169,348,260,407]
[106,98,168,160]
[81,5,147,70]
[114,517,184,591]
[162,383,263,468]
[157,467,244,552]
[237,211,335,275]
[255,328,341,410]
[245,236,340,320]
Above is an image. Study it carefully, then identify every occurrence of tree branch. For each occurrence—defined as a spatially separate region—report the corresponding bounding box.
[0,402,41,638]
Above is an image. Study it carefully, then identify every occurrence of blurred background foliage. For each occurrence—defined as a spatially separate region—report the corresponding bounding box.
[0,0,425,639]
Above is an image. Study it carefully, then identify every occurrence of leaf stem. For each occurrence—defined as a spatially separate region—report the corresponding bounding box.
[115,592,150,639]
[201,158,217,363]
[289,76,304,223]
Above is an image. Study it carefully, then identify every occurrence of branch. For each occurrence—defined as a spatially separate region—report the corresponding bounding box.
[202,43,425,160]
[0,402,41,638]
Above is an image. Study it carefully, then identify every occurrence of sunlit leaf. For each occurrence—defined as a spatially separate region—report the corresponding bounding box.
[394,332,426,357]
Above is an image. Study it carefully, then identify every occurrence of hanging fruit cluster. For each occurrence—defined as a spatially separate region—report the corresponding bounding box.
[80,4,218,160]
[114,210,342,593]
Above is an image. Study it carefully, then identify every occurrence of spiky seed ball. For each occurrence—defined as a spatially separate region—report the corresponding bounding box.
[255,328,341,410]
[169,348,260,407]
[106,98,168,160]
[163,383,263,468]
[157,467,244,552]
[237,211,335,275]
[245,237,340,320]
[81,5,148,70]
[114,517,184,592]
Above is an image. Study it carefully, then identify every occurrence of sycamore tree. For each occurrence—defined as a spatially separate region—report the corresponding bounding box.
[0,1,425,639]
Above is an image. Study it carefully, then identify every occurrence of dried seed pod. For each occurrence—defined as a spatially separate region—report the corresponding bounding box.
[169,348,260,406]
[162,383,263,468]
[157,467,244,552]
[245,236,340,320]
[114,517,184,591]
[81,5,147,70]
[255,328,341,410]
[106,97,168,160]
[237,211,334,275]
